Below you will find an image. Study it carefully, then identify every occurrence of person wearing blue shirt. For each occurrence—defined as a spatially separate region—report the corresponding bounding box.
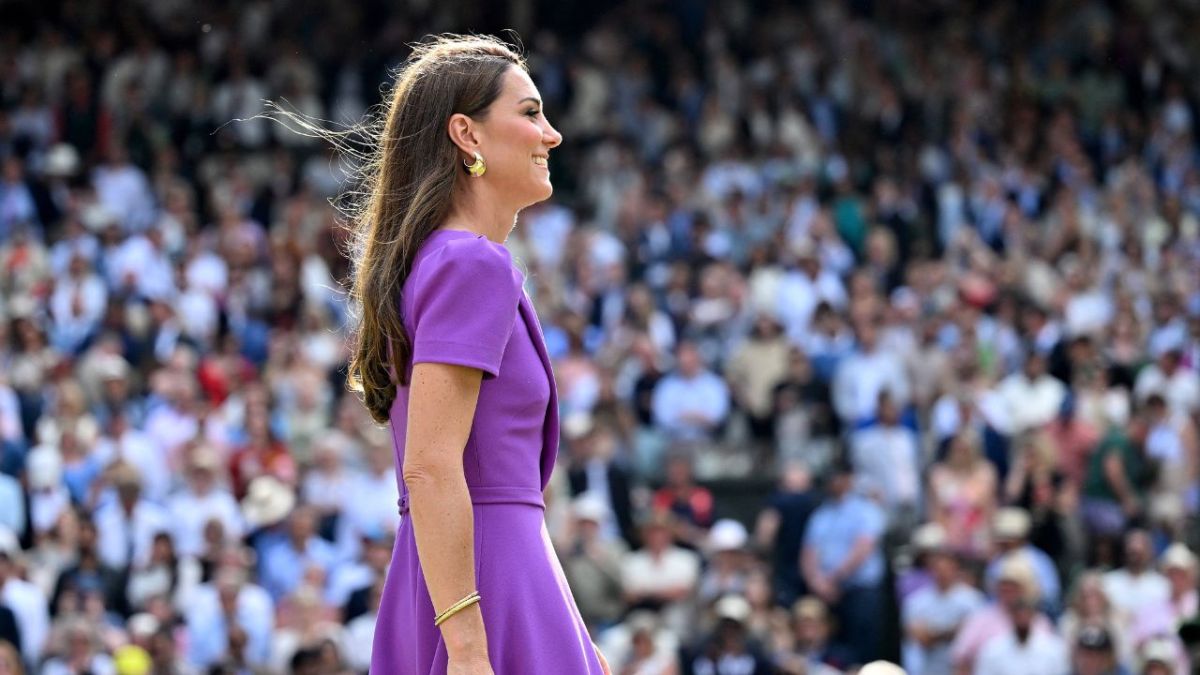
[802,459,886,666]
[984,507,1062,615]
[651,341,730,443]
[257,506,338,601]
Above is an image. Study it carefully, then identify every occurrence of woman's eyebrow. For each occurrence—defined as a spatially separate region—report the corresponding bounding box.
[518,96,542,106]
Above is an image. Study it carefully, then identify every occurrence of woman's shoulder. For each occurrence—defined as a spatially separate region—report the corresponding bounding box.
[411,231,518,288]
[419,230,513,265]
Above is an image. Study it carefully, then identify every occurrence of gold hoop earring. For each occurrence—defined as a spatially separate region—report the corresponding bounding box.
[464,151,486,177]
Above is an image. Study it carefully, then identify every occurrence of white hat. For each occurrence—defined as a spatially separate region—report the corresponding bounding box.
[562,412,594,440]
[708,519,749,553]
[859,662,906,675]
[240,476,296,529]
[26,446,63,490]
[571,494,609,523]
[96,354,131,381]
[1160,543,1197,573]
[127,613,161,638]
[713,594,752,623]
[993,507,1032,540]
[43,143,81,177]
[1139,636,1178,668]
[995,552,1040,601]
[911,523,948,553]
[80,203,119,232]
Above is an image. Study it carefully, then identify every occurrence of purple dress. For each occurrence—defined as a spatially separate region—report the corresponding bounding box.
[371,229,604,674]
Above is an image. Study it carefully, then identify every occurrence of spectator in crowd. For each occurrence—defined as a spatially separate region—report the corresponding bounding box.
[849,390,921,532]
[972,590,1070,675]
[1103,530,1170,636]
[801,459,886,665]
[754,459,819,607]
[1071,626,1131,675]
[832,316,911,428]
[567,419,638,547]
[774,596,850,674]
[682,594,772,675]
[560,494,628,633]
[651,341,730,444]
[621,512,700,639]
[984,507,1063,614]
[952,553,1054,674]
[166,447,244,558]
[902,535,986,675]
[927,429,998,558]
[1060,572,1131,668]
[1130,543,1197,646]
[651,453,714,547]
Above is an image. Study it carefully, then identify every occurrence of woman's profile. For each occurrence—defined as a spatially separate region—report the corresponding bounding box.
[319,35,610,674]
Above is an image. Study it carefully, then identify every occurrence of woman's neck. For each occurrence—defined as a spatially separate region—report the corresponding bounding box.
[443,184,518,244]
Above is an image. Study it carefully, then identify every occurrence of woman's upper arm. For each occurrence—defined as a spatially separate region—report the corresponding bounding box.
[402,362,483,478]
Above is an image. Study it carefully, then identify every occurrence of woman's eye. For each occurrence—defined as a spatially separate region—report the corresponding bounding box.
[526,109,541,118]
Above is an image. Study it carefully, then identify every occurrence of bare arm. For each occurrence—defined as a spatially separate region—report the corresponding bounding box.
[402,362,489,662]
[1102,450,1137,512]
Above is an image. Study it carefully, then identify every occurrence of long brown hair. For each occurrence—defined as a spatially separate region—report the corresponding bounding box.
[279,35,525,422]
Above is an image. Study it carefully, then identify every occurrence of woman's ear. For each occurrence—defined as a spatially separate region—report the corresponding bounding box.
[447,113,481,158]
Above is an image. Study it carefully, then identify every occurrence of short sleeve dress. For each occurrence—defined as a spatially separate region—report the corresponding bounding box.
[370,229,605,674]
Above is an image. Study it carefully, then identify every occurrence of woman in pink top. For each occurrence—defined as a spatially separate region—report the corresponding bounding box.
[928,429,998,558]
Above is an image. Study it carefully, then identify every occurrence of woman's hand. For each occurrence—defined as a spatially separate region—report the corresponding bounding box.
[448,655,494,675]
[594,642,612,675]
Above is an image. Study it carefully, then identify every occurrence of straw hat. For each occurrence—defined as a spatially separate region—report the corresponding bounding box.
[713,594,752,623]
[707,519,749,553]
[240,476,296,529]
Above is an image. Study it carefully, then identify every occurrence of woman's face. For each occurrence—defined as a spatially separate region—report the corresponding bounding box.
[473,67,562,209]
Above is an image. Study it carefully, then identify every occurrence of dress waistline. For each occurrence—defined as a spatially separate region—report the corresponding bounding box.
[398,485,545,516]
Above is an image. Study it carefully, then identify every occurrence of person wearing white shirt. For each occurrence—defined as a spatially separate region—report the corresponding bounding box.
[1134,349,1199,419]
[973,598,1069,675]
[776,240,848,343]
[337,443,399,562]
[48,254,107,353]
[650,341,730,442]
[832,319,910,425]
[1102,529,1170,633]
[902,541,986,675]
[93,465,170,569]
[997,353,1066,434]
[91,145,156,232]
[620,512,700,638]
[301,431,354,537]
[106,229,175,301]
[167,450,245,557]
[92,414,171,503]
[0,548,50,667]
[850,391,921,520]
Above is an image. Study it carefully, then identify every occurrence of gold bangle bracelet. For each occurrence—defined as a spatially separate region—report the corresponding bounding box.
[434,591,481,627]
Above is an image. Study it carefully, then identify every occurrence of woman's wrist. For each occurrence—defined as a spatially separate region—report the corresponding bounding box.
[440,605,489,659]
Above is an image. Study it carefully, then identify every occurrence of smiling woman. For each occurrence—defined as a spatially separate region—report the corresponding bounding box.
[269,34,604,675]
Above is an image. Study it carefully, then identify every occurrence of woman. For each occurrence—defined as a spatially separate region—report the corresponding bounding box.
[323,35,607,674]
[927,429,997,558]
[1058,571,1129,665]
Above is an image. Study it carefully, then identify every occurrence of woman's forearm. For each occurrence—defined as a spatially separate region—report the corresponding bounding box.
[402,362,490,661]
[406,468,488,657]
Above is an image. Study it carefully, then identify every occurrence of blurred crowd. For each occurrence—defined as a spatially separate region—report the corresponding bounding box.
[2,0,1200,674]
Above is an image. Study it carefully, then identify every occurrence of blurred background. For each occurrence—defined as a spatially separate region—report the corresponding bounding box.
[1,0,1199,673]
